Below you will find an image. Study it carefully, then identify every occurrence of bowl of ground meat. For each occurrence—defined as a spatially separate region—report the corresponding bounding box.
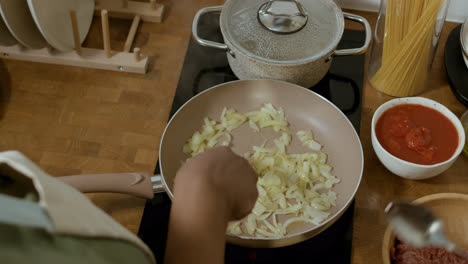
[382,193,468,264]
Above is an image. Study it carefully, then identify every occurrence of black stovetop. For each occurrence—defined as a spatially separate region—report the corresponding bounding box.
[445,25,468,107]
[138,13,365,264]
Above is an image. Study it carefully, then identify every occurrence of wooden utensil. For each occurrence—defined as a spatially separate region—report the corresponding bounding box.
[0,0,46,49]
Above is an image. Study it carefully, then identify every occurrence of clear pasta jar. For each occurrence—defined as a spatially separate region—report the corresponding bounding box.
[368,0,450,97]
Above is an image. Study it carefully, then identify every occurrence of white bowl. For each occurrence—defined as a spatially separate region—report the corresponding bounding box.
[371,97,465,180]
[461,17,468,69]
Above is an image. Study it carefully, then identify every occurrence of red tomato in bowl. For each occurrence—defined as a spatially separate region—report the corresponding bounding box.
[376,104,458,165]
[405,127,432,151]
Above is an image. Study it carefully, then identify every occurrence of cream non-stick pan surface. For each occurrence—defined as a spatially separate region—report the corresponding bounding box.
[159,79,364,247]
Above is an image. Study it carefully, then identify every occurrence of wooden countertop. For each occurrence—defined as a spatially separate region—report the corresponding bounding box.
[0,1,466,263]
[352,15,468,264]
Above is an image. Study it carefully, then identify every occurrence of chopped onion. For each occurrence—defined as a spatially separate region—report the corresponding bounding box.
[183,104,340,238]
[282,217,317,234]
[256,227,282,238]
[222,108,247,131]
[227,220,242,235]
[230,130,339,237]
[252,201,267,216]
[183,108,247,156]
[297,130,322,151]
[246,214,257,235]
[249,119,260,132]
[275,203,302,215]
[257,212,272,221]
[263,219,281,235]
[220,133,231,146]
[247,103,289,132]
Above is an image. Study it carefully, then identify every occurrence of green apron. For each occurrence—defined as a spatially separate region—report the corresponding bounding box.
[0,151,155,264]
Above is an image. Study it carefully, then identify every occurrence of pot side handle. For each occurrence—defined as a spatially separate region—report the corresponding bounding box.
[331,12,372,58]
[192,6,233,55]
[58,173,165,199]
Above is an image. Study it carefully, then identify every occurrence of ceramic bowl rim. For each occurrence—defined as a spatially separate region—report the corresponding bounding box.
[461,17,468,58]
[371,97,465,169]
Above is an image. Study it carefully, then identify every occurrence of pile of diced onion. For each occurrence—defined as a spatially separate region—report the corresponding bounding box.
[183,104,340,238]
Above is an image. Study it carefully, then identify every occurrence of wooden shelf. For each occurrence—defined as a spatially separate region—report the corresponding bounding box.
[0,45,148,74]
[0,1,164,74]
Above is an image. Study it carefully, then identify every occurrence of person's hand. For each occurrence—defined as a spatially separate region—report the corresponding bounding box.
[175,146,258,220]
[166,147,258,264]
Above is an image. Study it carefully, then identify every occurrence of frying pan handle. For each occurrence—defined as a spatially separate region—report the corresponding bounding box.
[331,12,372,59]
[58,172,163,199]
[192,6,235,57]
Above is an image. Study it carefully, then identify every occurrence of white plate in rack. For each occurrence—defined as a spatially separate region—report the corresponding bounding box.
[0,14,16,46]
[461,17,468,69]
[0,0,46,49]
[27,0,94,52]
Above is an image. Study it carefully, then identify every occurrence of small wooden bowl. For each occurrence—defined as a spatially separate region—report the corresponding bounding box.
[382,193,468,264]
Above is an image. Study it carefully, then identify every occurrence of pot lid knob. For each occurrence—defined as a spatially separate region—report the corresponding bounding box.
[257,0,308,34]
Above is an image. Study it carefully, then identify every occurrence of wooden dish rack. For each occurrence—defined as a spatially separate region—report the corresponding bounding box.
[0,0,164,74]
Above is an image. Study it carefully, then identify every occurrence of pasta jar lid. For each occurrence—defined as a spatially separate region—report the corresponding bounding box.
[220,0,344,64]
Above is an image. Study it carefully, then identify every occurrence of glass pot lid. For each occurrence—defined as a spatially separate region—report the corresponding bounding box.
[220,0,344,64]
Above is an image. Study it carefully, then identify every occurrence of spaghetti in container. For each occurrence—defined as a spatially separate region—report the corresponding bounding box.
[368,0,450,97]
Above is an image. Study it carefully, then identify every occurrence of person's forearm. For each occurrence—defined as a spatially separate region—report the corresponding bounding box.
[165,180,229,264]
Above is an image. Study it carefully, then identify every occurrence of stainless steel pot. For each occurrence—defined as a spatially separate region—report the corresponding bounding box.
[192,0,371,88]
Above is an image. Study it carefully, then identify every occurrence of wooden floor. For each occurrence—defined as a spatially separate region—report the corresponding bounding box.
[0,0,216,234]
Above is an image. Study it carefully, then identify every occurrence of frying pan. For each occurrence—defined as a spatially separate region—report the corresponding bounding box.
[60,79,364,248]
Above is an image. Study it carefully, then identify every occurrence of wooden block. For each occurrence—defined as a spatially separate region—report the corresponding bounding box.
[94,0,164,23]
[122,132,159,148]
[69,140,102,156]
[98,144,138,162]
[118,90,154,106]
[0,45,148,74]
[0,132,71,154]
[0,144,44,164]
[134,148,156,164]
[43,166,83,177]
[40,152,116,172]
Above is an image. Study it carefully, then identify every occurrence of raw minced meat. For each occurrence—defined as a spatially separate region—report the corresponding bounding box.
[391,241,468,264]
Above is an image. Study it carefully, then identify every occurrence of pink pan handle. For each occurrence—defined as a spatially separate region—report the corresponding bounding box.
[58,172,163,199]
